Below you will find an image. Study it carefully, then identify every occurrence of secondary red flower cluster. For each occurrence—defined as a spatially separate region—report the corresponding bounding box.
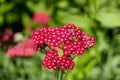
[32,24,95,70]
[7,39,35,58]
[33,12,50,25]
[0,28,14,49]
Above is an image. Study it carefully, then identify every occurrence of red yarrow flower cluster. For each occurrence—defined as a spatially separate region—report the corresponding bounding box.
[32,24,95,70]
[7,39,35,58]
[33,12,50,25]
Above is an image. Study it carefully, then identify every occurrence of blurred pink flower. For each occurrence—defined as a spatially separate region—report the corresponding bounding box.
[7,39,35,58]
[0,28,13,42]
[0,28,14,49]
[33,12,50,25]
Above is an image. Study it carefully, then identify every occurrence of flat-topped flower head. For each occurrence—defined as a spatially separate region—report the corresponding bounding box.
[32,24,95,53]
[32,24,95,70]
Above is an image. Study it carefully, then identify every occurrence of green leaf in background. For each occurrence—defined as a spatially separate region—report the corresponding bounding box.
[95,12,120,28]
[0,14,4,25]
[112,34,120,54]
[57,10,95,33]
[57,0,69,9]
[97,31,110,52]
[75,0,87,6]
[26,1,46,12]
[6,13,18,24]
[111,55,120,75]
[0,3,14,14]
[22,13,34,26]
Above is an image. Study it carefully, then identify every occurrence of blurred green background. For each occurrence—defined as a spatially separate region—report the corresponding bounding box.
[0,0,120,80]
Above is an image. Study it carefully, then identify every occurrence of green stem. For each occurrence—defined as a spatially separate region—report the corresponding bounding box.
[57,70,63,80]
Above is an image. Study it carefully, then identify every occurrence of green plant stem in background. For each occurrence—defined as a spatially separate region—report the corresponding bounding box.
[57,69,63,80]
